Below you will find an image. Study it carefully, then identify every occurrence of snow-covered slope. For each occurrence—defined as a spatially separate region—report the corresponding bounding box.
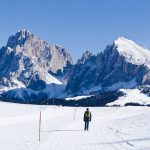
[0,30,73,101]
[107,89,150,106]
[1,102,150,150]
[65,95,93,101]
[114,37,150,67]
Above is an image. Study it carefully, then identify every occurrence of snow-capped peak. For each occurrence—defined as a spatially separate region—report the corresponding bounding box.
[114,36,140,48]
[114,37,150,66]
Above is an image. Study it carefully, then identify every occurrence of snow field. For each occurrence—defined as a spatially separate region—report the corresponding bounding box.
[0,102,150,149]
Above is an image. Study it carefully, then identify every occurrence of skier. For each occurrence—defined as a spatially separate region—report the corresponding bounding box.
[83,108,92,131]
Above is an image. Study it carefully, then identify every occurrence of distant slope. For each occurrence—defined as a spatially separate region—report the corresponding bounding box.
[107,88,150,106]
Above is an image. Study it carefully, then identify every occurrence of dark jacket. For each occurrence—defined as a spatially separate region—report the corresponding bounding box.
[84,111,92,122]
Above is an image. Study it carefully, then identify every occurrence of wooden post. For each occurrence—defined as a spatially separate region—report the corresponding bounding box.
[74,108,76,120]
[39,111,42,142]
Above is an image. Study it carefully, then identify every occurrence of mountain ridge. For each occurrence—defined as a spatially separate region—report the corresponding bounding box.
[0,30,150,105]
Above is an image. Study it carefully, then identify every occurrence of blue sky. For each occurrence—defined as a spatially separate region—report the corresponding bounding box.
[0,0,150,62]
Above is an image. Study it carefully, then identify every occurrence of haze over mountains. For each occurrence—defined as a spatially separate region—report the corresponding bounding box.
[0,30,150,105]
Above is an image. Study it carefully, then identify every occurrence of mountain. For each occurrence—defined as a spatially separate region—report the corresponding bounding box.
[65,37,150,95]
[0,32,150,105]
[0,30,73,102]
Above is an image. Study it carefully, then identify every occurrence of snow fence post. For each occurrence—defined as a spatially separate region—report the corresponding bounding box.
[39,111,42,142]
[38,102,47,142]
[74,108,76,120]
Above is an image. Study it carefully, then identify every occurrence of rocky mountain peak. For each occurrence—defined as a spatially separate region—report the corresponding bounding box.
[4,30,73,74]
[17,29,31,37]
[0,30,74,101]
[6,29,32,48]
[77,51,93,64]
[82,50,93,58]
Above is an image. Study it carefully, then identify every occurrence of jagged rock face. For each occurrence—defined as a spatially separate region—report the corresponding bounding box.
[0,30,73,101]
[5,30,73,74]
[66,51,97,93]
[66,37,150,94]
[77,51,93,64]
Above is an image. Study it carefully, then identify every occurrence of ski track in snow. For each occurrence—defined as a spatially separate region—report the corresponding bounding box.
[0,102,150,150]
